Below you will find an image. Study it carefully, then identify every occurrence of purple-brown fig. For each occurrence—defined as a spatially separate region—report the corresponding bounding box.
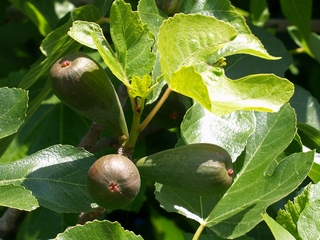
[87,154,141,210]
[50,53,128,142]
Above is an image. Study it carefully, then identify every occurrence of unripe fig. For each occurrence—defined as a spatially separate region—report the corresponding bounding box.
[87,154,141,210]
[50,53,128,141]
[135,143,234,196]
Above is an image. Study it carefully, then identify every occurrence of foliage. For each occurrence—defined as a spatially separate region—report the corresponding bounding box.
[0,0,320,239]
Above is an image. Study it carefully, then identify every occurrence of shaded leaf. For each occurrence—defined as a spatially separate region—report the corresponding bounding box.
[0,87,28,139]
[0,185,38,211]
[290,85,320,131]
[17,207,77,240]
[155,183,221,224]
[1,98,91,163]
[280,0,312,41]
[262,213,295,240]
[249,0,270,27]
[56,220,143,239]
[181,102,255,162]
[0,145,97,213]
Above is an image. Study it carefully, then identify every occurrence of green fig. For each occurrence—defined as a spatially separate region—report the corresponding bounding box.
[87,154,141,210]
[135,143,234,196]
[50,53,128,141]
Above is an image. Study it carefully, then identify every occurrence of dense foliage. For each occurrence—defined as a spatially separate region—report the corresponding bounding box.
[0,0,320,239]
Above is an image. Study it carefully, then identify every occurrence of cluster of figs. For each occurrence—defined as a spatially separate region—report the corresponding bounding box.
[50,53,234,210]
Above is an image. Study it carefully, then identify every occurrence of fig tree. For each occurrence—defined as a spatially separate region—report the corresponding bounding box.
[87,154,141,210]
[135,143,234,196]
[50,53,128,142]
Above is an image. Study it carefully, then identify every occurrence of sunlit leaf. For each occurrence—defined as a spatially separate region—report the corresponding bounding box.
[180,0,279,59]
[56,220,143,239]
[0,185,38,211]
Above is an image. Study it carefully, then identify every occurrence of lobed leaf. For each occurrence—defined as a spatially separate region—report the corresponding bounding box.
[56,220,143,239]
[0,145,97,213]
[158,13,237,81]
[204,104,314,238]
[180,0,279,59]
[110,0,156,79]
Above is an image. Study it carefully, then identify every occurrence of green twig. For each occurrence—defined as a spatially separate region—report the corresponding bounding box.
[192,223,206,240]
[140,87,172,131]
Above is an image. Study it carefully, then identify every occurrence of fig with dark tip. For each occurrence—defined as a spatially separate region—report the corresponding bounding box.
[135,143,234,196]
[87,154,141,210]
[50,53,128,142]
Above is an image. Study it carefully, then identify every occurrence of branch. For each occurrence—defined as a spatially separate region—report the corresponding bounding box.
[0,208,27,238]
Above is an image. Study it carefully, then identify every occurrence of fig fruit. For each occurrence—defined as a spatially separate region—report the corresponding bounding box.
[135,143,233,196]
[50,53,128,141]
[87,154,141,210]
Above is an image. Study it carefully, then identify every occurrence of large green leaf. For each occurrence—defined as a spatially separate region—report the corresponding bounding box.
[158,14,294,115]
[180,0,278,59]
[280,0,312,42]
[0,87,28,139]
[56,220,143,239]
[205,104,314,238]
[0,145,97,213]
[180,102,255,162]
[154,104,313,238]
[158,13,237,81]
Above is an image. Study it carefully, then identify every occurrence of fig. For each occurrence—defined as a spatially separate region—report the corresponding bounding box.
[87,154,141,210]
[135,143,234,196]
[50,53,128,141]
